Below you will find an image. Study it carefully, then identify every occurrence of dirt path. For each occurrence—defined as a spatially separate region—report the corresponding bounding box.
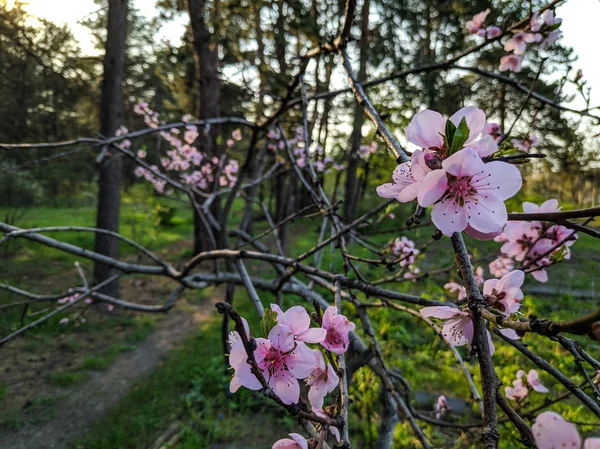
[0,302,213,449]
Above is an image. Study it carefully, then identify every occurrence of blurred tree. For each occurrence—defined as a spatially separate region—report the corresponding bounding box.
[93,0,128,298]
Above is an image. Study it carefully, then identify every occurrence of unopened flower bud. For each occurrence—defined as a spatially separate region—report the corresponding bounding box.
[424,152,443,170]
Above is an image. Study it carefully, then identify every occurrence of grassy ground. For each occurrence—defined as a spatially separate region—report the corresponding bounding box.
[1,189,599,448]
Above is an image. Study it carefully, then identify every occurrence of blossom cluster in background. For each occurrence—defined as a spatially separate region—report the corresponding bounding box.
[505,369,548,401]
[465,8,562,73]
[491,199,578,282]
[125,103,240,193]
[389,236,421,280]
[267,126,345,172]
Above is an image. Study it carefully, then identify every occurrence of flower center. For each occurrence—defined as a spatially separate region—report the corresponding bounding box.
[326,328,344,346]
[260,347,289,377]
[447,176,477,206]
[306,367,327,386]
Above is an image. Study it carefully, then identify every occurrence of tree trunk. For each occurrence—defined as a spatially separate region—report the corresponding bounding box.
[343,0,369,221]
[93,0,127,298]
[185,0,222,255]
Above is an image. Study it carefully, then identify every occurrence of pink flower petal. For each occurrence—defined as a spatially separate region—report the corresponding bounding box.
[431,198,469,235]
[271,373,300,405]
[406,109,446,149]
[296,327,327,344]
[467,193,507,234]
[532,412,581,449]
[287,342,317,379]
[476,161,522,200]
[416,169,448,207]
[420,306,463,319]
[268,324,296,352]
[442,147,485,178]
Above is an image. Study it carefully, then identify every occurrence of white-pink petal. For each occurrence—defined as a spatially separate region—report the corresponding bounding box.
[416,169,448,207]
[406,109,446,149]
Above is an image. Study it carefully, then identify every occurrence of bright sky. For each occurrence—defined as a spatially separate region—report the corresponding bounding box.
[9,0,600,109]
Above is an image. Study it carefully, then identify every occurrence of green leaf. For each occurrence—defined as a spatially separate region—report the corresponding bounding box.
[444,119,457,150]
[260,309,278,337]
[449,117,470,155]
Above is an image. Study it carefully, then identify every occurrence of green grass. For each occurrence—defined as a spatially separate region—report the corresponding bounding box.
[74,301,294,449]
[0,383,9,402]
[46,370,89,387]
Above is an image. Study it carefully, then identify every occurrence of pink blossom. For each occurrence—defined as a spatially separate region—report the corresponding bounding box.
[184,126,199,144]
[254,325,316,404]
[390,236,419,267]
[486,26,501,38]
[359,142,377,159]
[226,139,235,148]
[272,433,308,449]
[489,256,514,278]
[320,306,355,354]
[542,9,562,26]
[435,395,448,419]
[532,412,585,449]
[403,265,421,281]
[466,9,490,34]
[312,408,341,442]
[376,150,432,203]
[526,369,549,393]
[232,129,243,141]
[137,150,147,158]
[270,304,326,343]
[504,32,541,55]
[505,377,528,401]
[420,306,495,354]
[483,270,524,316]
[305,349,339,408]
[540,30,562,48]
[523,198,559,214]
[444,281,467,301]
[530,12,542,32]
[483,122,503,142]
[228,317,262,394]
[499,54,522,73]
[59,318,69,325]
[498,221,541,261]
[512,133,539,152]
[418,147,522,237]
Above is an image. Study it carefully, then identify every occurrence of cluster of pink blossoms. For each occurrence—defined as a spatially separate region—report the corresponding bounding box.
[389,236,421,280]
[533,412,600,449]
[435,394,448,419]
[358,142,377,160]
[377,106,522,239]
[129,103,240,193]
[466,9,501,38]
[421,270,525,354]
[466,9,562,73]
[491,199,578,282]
[501,9,562,73]
[267,127,345,173]
[228,303,354,447]
[505,368,548,401]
